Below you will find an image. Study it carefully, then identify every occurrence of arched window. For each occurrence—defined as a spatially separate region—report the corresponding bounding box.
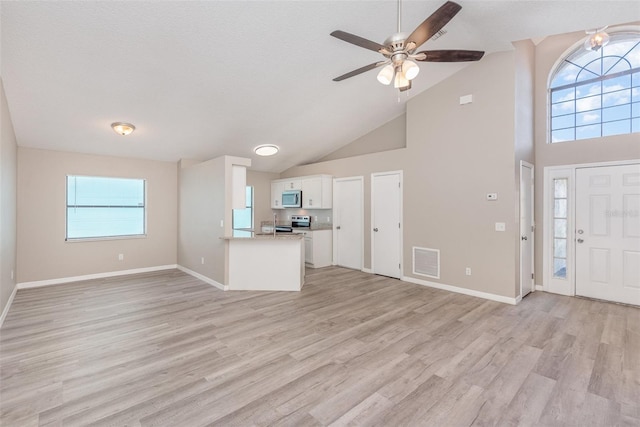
[549,31,640,143]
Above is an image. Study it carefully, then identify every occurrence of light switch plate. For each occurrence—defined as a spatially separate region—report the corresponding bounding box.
[495,222,506,232]
[487,193,498,201]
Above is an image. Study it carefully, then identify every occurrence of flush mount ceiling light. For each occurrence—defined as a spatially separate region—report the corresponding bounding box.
[584,26,610,51]
[254,144,279,156]
[111,122,135,136]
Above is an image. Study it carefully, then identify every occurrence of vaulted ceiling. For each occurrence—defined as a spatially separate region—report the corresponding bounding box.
[1,1,638,172]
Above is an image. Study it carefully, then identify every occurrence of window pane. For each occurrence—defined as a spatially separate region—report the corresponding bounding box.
[232,208,252,229]
[576,95,601,113]
[554,179,567,198]
[67,207,144,239]
[551,128,574,143]
[554,199,567,218]
[551,87,575,103]
[603,75,631,92]
[555,219,567,238]
[554,258,567,279]
[550,62,582,88]
[554,239,567,258]
[633,117,640,132]
[575,82,601,100]
[603,120,631,136]
[603,104,631,122]
[552,114,575,130]
[633,72,640,87]
[632,102,640,118]
[245,186,252,208]
[603,89,631,108]
[68,176,144,207]
[551,100,575,116]
[576,124,601,140]
[576,110,601,126]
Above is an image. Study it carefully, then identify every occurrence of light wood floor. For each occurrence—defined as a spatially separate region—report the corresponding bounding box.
[1,267,638,426]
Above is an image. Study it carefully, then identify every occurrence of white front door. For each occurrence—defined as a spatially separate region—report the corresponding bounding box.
[333,177,363,270]
[520,162,534,298]
[372,171,402,279]
[576,164,640,305]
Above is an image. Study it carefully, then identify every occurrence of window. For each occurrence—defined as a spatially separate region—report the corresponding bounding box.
[553,178,568,279]
[66,176,146,240]
[232,186,253,237]
[549,32,640,142]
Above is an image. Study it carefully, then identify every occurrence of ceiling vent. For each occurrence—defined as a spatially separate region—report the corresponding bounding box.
[413,246,440,279]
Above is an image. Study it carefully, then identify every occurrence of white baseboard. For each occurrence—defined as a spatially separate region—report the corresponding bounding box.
[16,265,178,289]
[535,284,545,291]
[177,265,227,291]
[362,267,373,274]
[0,285,18,329]
[401,275,518,305]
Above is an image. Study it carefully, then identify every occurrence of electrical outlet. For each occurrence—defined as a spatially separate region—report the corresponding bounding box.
[326,216,330,222]
[465,267,471,276]
[201,257,205,265]
[118,253,124,261]
[495,222,506,232]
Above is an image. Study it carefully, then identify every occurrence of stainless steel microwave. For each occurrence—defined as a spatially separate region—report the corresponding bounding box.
[282,190,302,208]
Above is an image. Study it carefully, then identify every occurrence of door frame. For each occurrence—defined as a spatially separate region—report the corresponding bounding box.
[542,159,640,296]
[332,176,364,271]
[519,161,535,300]
[371,170,403,278]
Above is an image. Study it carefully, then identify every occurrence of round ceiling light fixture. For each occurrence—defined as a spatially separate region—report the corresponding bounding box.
[111,122,136,136]
[254,144,279,156]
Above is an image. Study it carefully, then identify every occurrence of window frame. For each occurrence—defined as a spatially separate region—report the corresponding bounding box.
[547,30,640,143]
[232,186,253,234]
[65,175,147,242]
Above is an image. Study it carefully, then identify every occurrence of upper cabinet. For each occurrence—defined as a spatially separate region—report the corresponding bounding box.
[271,174,332,209]
[271,181,286,209]
[281,179,302,191]
[302,175,332,209]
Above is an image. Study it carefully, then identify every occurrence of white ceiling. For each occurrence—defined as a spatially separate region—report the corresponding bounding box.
[1,1,638,172]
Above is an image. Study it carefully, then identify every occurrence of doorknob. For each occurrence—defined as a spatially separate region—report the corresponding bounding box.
[521,236,528,241]
[373,228,379,232]
[577,229,584,234]
[577,238,584,243]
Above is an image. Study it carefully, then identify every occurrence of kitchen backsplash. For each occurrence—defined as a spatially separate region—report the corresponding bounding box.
[271,208,332,226]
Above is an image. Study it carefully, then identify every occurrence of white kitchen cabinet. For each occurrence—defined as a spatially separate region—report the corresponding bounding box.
[294,229,332,268]
[271,181,285,209]
[282,179,302,191]
[301,175,332,209]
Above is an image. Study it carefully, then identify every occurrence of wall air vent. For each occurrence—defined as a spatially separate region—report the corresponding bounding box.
[413,246,440,279]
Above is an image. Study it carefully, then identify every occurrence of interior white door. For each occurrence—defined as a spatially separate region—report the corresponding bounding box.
[333,177,363,270]
[372,172,401,279]
[520,163,534,297]
[576,164,640,305]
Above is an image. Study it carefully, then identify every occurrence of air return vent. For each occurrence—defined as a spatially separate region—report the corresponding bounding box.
[413,247,440,279]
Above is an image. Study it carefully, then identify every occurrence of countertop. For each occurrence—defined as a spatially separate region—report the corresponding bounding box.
[222,233,304,240]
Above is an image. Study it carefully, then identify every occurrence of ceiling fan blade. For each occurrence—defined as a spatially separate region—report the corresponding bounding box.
[415,50,485,62]
[406,1,462,50]
[333,61,388,82]
[330,30,386,52]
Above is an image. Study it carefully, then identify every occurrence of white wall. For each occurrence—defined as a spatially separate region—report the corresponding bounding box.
[17,147,178,283]
[1,79,18,314]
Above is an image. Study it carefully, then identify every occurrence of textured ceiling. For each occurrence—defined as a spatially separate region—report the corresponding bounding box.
[1,1,639,172]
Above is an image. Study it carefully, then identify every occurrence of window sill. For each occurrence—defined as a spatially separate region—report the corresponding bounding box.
[65,234,147,243]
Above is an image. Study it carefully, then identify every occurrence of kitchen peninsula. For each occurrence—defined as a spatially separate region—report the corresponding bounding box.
[223,233,305,291]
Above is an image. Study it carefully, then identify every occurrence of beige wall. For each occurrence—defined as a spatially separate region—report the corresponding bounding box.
[533,28,640,283]
[1,79,18,314]
[317,114,406,162]
[283,51,521,299]
[247,170,279,226]
[17,148,178,283]
[178,156,226,284]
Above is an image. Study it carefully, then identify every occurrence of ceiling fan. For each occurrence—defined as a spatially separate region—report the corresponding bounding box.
[331,0,484,92]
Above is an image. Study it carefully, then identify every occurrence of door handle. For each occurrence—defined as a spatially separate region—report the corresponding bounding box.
[373,228,379,232]
[521,236,527,241]
[336,226,341,230]
[577,238,584,243]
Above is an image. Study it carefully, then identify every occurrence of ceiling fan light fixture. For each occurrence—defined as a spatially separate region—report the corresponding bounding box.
[111,122,135,136]
[254,144,279,156]
[394,69,410,89]
[377,64,395,85]
[402,60,420,80]
[584,27,610,51]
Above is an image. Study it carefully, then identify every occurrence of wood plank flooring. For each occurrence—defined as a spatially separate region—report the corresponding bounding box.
[1,267,638,426]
